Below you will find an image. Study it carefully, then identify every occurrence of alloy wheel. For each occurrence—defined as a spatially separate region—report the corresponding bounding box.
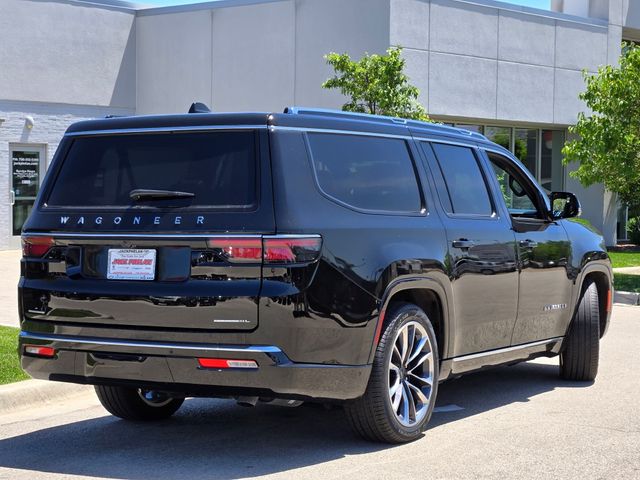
[388,321,435,427]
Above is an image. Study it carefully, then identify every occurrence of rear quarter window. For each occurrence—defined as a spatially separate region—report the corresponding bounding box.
[46,131,258,209]
[307,133,422,213]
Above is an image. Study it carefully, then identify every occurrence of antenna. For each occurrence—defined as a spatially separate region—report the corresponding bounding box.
[188,102,212,113]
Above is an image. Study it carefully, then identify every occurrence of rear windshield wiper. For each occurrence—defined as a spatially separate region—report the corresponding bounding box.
[129,189,195,201]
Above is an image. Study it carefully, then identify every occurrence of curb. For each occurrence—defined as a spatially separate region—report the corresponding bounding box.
[614,290,640,306]
[0,379,93,415]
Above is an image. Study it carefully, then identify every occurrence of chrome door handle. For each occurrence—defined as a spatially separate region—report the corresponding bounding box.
[452,239,475,249]
[519,239,538,249]
[9,190,15,206]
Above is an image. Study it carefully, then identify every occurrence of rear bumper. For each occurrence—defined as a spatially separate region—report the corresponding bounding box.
[19,331,371,401]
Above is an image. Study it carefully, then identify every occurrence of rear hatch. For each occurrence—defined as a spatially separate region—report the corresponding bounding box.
[21,118,275,331]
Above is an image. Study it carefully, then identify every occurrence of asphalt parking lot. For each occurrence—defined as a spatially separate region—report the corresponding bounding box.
[0,305,638,480]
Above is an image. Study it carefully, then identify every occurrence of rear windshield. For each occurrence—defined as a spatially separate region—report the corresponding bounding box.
[46,131,258,209]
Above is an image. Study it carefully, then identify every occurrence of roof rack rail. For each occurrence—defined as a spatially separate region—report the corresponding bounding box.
[283,106,486,140]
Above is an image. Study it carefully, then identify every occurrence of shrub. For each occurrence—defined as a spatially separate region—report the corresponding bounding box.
[627,217,640,245]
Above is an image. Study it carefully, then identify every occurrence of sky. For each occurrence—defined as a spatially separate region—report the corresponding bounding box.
[141,0,552,9]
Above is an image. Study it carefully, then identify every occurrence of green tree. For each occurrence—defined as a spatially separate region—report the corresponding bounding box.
[322,47,429,121]
[562,43,640,208]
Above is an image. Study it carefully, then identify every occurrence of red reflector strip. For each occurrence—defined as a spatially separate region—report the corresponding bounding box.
[197,358,258,369]
[373,308,387,347]
[24,345,56,358]
[606,288,612,313]
[21,236,55,258]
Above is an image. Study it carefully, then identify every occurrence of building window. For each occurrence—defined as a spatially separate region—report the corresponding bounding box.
[484,126,511,151]
[540,130,565,192]
[514,129,538,178]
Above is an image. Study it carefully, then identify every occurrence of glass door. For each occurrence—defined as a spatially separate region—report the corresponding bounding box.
[10,144,46,238]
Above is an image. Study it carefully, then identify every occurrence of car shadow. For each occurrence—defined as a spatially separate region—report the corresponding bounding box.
[0,361,592,480]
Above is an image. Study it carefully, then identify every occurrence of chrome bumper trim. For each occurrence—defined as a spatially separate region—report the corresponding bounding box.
[19,331,288,363]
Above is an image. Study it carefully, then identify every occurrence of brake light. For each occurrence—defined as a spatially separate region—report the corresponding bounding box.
[21,236,55,258]
[24,345,56,358]
[207,236,322,264]
[197,358,258,369]
[263,237,322,264]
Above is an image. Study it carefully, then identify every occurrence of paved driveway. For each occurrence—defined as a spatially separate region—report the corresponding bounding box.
[0,305,637,480]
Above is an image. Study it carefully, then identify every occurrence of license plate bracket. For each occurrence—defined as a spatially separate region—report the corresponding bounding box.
[107,248,157,281]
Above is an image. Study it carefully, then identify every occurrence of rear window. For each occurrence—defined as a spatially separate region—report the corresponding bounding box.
[307,133,422,213]
[46,131,257,209]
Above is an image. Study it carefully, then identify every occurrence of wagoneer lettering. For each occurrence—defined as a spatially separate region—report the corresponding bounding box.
[18,107,612,443]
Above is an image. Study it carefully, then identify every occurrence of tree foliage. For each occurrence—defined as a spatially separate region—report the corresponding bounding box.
[322,47,429,121]
[562,43,640,208]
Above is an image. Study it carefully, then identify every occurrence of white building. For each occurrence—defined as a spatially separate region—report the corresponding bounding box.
[1,0,639,249]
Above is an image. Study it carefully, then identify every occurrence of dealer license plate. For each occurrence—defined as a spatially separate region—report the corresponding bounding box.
[107,249,156,281]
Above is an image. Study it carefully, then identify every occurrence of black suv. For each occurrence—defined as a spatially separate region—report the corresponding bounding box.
[18,107,612,443]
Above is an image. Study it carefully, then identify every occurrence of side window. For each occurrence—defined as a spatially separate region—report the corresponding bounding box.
[430,143,493,216]
[488,153,541,218]
[307,133,422,213]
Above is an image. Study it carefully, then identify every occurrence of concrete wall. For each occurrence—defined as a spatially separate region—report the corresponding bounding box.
[0,0,136,109]
[624,0,640,28]
[392,0,614,126]
[136,0,389,114]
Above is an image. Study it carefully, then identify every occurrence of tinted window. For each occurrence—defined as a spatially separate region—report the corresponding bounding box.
[431,144,492,215]
[308,133,421,212]
[47,131,257,208]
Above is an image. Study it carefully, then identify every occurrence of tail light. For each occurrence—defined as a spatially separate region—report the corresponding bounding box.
[22,236,55,258]
[263,236,322,264]
[207,237,263,263]
[207,235,322,264]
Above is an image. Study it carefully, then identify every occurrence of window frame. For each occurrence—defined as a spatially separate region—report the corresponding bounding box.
[303,130,427,216]
[422,140,498,220]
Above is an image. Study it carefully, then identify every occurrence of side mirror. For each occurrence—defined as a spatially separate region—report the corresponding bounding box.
[549,192,581,220]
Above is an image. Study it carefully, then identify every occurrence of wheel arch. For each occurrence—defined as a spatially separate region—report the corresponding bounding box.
[369,277,451,364]
[573,264,612,338]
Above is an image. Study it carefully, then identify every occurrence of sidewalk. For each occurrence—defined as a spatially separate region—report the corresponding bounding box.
[0,250,20,328]
[612,266,640,275]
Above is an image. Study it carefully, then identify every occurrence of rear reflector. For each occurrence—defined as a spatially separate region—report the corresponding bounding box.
[207,235,322,264]
[198,358,258,369]
[21,236,55,258]
[24,345,56,358]
[606,288,612,313]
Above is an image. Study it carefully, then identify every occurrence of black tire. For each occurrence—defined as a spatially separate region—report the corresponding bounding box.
[95,385,184,421]
[345,302,439,443]
[560,281,600,381]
